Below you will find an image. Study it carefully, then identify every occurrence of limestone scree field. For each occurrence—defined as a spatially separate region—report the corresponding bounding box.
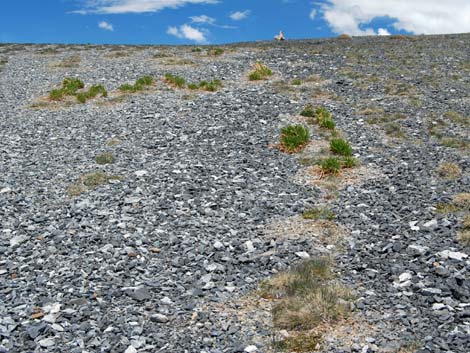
[0,34,469,353]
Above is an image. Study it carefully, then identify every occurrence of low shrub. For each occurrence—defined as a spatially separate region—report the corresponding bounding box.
[48,78,106,103]
[320,118,336,130]
[280,125,310,153]
[291,78,302,85]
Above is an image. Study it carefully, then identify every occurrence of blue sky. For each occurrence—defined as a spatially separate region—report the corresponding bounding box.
[1,1,469,45]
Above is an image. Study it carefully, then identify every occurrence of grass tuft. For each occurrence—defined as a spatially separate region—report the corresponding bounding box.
[280,125,310,153]
[164,73,186,88]
[320,157,341,175]
[330,139,352,156]
[119,76,154,93]
[259,257,352,333]
[436,162,461,179]
[302,208,336,221]
[67,172,121,197]
[95,153,115,165]
[248,62,273,81]
[291,78,302,86]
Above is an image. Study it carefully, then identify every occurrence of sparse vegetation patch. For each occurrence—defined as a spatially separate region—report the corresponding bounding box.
[259,257,352,350]
[119,75,154,93]
[48,77,106,104]
[164,73,186,88]
[248,62,273,81]
[67,172,121,197]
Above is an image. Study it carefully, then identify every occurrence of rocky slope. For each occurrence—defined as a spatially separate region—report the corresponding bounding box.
[0,34,468,353]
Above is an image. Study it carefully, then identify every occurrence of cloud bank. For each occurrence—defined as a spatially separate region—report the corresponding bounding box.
[77,0,218,14]
[320,0,470,36]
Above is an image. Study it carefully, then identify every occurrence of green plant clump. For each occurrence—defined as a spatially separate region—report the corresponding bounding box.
[320,157,341,175]
[300,104,315,118]
[330,138,353,156]
[302,208,336,221]
[280,125,310,153]
[291,78,302,85]
[49,78,106,103]
[119,75,154,93]
[248,62,273,81]
[95,153,115,165]
[76,85,108,103]
[259,258,352,332]
[208,47,224,56]
[164,73,186,88]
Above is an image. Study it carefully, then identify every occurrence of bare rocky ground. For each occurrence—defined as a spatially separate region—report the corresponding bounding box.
[0,34,469,353]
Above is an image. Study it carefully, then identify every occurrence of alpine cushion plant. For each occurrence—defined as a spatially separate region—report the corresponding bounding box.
[280,125,310,153]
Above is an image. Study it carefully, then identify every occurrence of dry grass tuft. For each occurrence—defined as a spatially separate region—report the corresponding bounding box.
[259,257,352,334]
[436,162,462,179]
[67,172,121,197]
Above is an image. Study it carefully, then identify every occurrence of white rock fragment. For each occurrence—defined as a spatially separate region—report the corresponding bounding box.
[10,234,28,247]
[398,272,412,282]
[0,187,12,193]
[244,240,255,252]
[51,324,64,332]
[135,170,148,177]
[39,338,55,348]
[213,240,224,250]
[432,303,446,311]
[409,221,420,231]
[423,219,437,228]
[124,345,137,353]
[244,345,258,352]
[437,250,468,261]
[295,251,310,259]
[408,244,429,256]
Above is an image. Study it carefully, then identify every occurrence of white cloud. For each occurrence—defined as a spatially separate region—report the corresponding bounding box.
[190,14,215,24]
[320,0,470,36]
[77,0,219,14]
[309,9,317,20]
[229,10,250,21]
[98,21,114,31]
[378,28,390,36]
[167,24,207,43]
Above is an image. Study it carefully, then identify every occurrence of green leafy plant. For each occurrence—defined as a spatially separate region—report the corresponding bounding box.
[330,138,352,156]
[280,125,310,153]
[248,62,273,81]
[291,78,302,85]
